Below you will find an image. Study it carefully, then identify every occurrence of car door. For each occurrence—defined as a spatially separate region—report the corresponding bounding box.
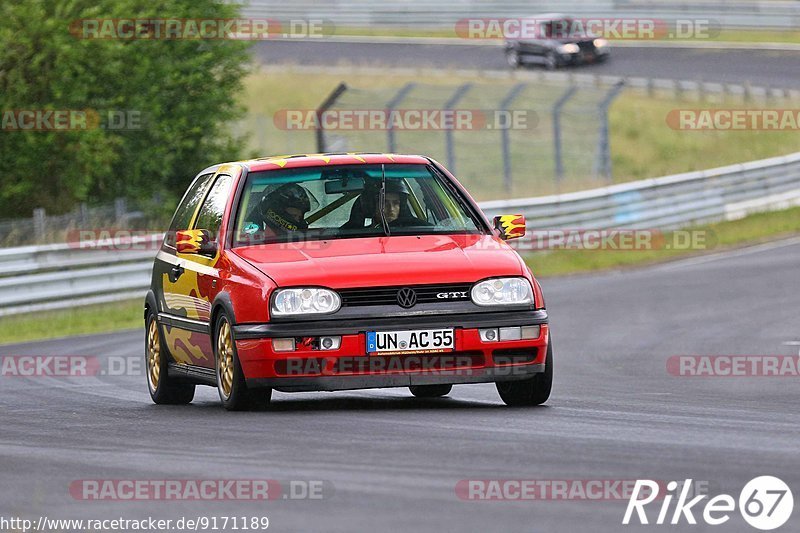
[153,171,213,351]
[158,169,235,369]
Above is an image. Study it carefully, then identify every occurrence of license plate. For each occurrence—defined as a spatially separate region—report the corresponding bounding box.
[367,329,454,355]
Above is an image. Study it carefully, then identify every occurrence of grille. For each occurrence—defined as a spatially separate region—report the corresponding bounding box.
[338,283,473,307]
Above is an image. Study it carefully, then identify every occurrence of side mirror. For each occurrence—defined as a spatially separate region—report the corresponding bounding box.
[493,214,526,240]
[176,229,218,256]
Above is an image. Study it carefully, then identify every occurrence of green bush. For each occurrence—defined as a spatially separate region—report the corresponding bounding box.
[0,0,251,217]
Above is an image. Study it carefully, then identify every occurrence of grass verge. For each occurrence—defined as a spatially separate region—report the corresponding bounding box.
[241,68,800,200]
[0,299,142,346]
[524,205,800,277]
[2,207,798,345]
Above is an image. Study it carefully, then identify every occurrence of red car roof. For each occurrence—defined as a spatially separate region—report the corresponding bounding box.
[244,153,431,172]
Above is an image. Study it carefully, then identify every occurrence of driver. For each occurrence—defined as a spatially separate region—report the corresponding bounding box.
[244,183,315,237]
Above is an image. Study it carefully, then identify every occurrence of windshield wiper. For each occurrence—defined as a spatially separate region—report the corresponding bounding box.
[378,163,391,236]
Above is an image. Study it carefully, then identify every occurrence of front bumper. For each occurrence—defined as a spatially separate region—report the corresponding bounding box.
[559,48,609,65]
[234,310,549,392]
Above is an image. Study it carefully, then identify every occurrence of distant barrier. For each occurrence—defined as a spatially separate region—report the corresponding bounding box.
[238,0,800,30]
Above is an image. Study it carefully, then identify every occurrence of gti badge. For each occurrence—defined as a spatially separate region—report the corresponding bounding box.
[436,291,468,299]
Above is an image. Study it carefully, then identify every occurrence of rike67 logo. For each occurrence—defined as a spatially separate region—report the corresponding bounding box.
[624,477,793,530]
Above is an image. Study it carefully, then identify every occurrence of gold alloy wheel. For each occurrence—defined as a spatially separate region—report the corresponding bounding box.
[217,320,234,398]
[147,318,161,392]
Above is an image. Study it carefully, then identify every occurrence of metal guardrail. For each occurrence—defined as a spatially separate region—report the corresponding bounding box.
[478,152,800,228]
[238,0,800,29]
[0,235,162,316]
[1,152,799,316]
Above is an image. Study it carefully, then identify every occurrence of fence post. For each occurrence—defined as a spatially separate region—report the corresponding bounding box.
[385,82,416,153]
[499,83,527,195]
[33,208,46,242]
[443,83,472,173]
[315,82,348,153]
[553,85,578,184]
[743,81,752,103]
[593,80,626,182]
[114,198,127,225]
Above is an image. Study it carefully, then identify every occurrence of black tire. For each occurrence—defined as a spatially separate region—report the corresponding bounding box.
[145,311,195,405]
[544,52,559,70]
[505,48,521,68]
[214,312,271,411]
[496,337,553,406]
[409,384,452,398]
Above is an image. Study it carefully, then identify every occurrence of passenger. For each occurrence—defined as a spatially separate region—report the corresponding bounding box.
[364,180,430,229]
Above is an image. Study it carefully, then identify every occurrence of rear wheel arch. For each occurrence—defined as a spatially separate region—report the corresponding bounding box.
[144,290,175,364]
[144,290,158,321]
[144,306,195,405]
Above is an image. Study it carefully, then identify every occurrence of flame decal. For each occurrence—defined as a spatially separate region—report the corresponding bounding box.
[498,214,525,239]
[176,230,210,254]
[163,325,211,365]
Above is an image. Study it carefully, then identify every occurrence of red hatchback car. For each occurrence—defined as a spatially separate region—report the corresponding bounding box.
[145,153,552,410]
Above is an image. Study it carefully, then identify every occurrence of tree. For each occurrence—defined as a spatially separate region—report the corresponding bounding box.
[0,0,250,217]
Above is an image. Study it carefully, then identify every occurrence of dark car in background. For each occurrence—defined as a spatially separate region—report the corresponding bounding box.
[504,13,610,69]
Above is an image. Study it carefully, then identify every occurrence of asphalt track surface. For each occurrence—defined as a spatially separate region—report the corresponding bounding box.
[252,40,800,88]
[2,238,799,532]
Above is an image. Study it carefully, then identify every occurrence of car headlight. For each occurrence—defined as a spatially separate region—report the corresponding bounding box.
[594,38,608,48]
[558,43,579,54]
[271,287,341,317]
[471,278,534,306]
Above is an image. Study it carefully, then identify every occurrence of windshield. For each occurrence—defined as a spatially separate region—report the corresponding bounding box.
[233,163,484,246]
[542,18,576,39]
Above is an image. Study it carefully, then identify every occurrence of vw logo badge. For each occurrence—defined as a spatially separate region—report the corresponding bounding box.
[397,287,417,308]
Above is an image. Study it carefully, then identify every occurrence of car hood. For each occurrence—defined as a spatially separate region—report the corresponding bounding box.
[233,234,526,288]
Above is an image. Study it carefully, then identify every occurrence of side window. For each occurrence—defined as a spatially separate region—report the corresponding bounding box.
[194,174,233,240]
[165,173,213,247]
